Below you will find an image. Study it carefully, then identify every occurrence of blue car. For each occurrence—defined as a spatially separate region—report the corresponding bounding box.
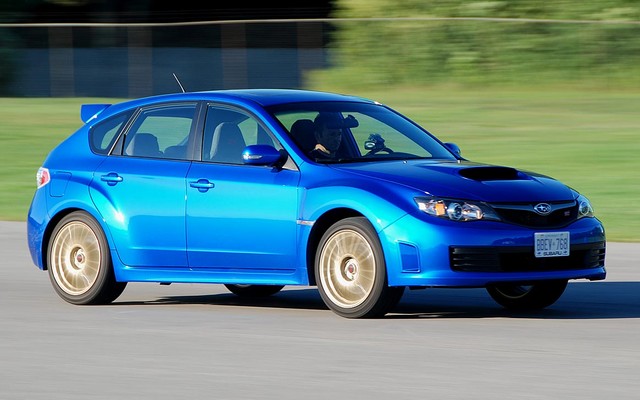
[26,89,606,318]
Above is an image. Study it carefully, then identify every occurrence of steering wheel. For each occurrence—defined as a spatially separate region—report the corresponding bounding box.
[365,146,394,156]
[364,133,394,156]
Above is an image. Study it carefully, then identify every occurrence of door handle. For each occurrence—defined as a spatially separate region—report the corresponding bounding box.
[101,173,123,186]
[190,179,215,192]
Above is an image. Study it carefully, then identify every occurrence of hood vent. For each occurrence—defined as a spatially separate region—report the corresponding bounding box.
[459,166,521,181]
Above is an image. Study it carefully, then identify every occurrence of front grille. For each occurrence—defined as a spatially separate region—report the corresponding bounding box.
[450,241,605,273]
[491,201,578,229]
[496,206,577,228]
[492,201,577,228]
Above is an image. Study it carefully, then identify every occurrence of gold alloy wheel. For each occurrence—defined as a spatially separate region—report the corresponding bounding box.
[318,229,376,309]
[49,221,102,296]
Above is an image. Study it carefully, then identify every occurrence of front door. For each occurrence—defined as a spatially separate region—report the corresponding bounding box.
[185,104,300,282]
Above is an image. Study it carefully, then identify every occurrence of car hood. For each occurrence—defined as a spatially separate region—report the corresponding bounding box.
[335,160,575,202]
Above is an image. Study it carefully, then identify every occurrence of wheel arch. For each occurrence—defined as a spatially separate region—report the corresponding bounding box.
[300,185,409,287]
[41,207,108,271]
[305,207,364,286]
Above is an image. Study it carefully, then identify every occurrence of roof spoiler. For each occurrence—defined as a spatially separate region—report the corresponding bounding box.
[81,104,111,123]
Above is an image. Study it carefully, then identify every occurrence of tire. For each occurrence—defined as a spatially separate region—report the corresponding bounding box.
[47,211,126,305]
[315,217,404,318]
[224,284,284,297]
[486,280,568,311]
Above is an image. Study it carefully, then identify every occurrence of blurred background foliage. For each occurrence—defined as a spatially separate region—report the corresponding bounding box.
[1,0,639,94]
[308,0,640,89]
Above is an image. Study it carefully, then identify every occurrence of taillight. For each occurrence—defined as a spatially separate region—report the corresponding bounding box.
[36,167,50,189]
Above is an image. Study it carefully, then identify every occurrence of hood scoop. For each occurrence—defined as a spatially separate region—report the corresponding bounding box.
[459,166,521,181]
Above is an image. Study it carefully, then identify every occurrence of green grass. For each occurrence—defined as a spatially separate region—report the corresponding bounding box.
[0,97,121,221]
[1,87,638,241]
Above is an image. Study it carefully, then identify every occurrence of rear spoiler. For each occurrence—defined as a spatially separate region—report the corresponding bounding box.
[81,104,111,123]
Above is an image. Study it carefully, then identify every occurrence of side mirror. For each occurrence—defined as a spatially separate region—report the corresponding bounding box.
[242,145,283,166]
[444,142,461,157]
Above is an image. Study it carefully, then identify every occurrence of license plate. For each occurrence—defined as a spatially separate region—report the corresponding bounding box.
[534,232,570,258]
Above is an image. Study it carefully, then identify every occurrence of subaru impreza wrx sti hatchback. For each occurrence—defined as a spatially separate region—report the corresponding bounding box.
[27,89,606,318]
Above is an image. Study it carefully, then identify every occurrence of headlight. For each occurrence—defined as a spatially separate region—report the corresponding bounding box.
[576,194,594,218]
[415,196,500,222]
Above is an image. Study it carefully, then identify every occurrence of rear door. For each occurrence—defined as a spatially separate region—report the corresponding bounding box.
[90,102,199,267]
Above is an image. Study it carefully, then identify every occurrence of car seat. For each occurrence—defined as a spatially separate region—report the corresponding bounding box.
[289,119,316,153]
[210,123,247,164]
[128,133,162,158]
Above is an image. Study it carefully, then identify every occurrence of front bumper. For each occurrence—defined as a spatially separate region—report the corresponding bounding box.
[380,212,606,287]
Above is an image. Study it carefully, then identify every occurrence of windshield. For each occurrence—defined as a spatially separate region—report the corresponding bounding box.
[268,101,457,163]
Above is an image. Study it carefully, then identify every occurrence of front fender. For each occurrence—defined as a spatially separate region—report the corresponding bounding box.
[302,185,408,233]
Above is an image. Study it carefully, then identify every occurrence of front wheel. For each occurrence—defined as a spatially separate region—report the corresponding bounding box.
[315,217,404,318]
[47,211,126,305]
[486,280,568,311]
[224,284,284,297]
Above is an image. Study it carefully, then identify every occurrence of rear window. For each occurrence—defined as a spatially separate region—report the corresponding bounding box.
[89,112,132,155]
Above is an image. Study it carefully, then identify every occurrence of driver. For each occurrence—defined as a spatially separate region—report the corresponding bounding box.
[309,113,344,160]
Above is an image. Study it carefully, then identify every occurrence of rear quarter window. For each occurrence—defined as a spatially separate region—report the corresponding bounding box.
[89,112,132,155]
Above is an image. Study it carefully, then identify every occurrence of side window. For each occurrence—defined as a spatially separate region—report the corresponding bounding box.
[202,105,278,165]
[123,103,197,160]
[89,111,132,155]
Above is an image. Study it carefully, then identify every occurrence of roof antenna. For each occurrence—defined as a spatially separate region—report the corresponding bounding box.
[172,73,186,93]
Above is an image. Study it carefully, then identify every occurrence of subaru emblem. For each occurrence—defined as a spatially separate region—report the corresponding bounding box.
[533,203,552,215]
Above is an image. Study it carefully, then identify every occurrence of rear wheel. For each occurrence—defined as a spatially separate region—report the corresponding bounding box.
[224,284,284,298]
[47,211,126,305]
[315,217,404,318]
[486,280,568,310]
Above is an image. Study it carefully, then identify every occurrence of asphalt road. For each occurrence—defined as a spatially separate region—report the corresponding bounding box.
[1,221,639,400]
